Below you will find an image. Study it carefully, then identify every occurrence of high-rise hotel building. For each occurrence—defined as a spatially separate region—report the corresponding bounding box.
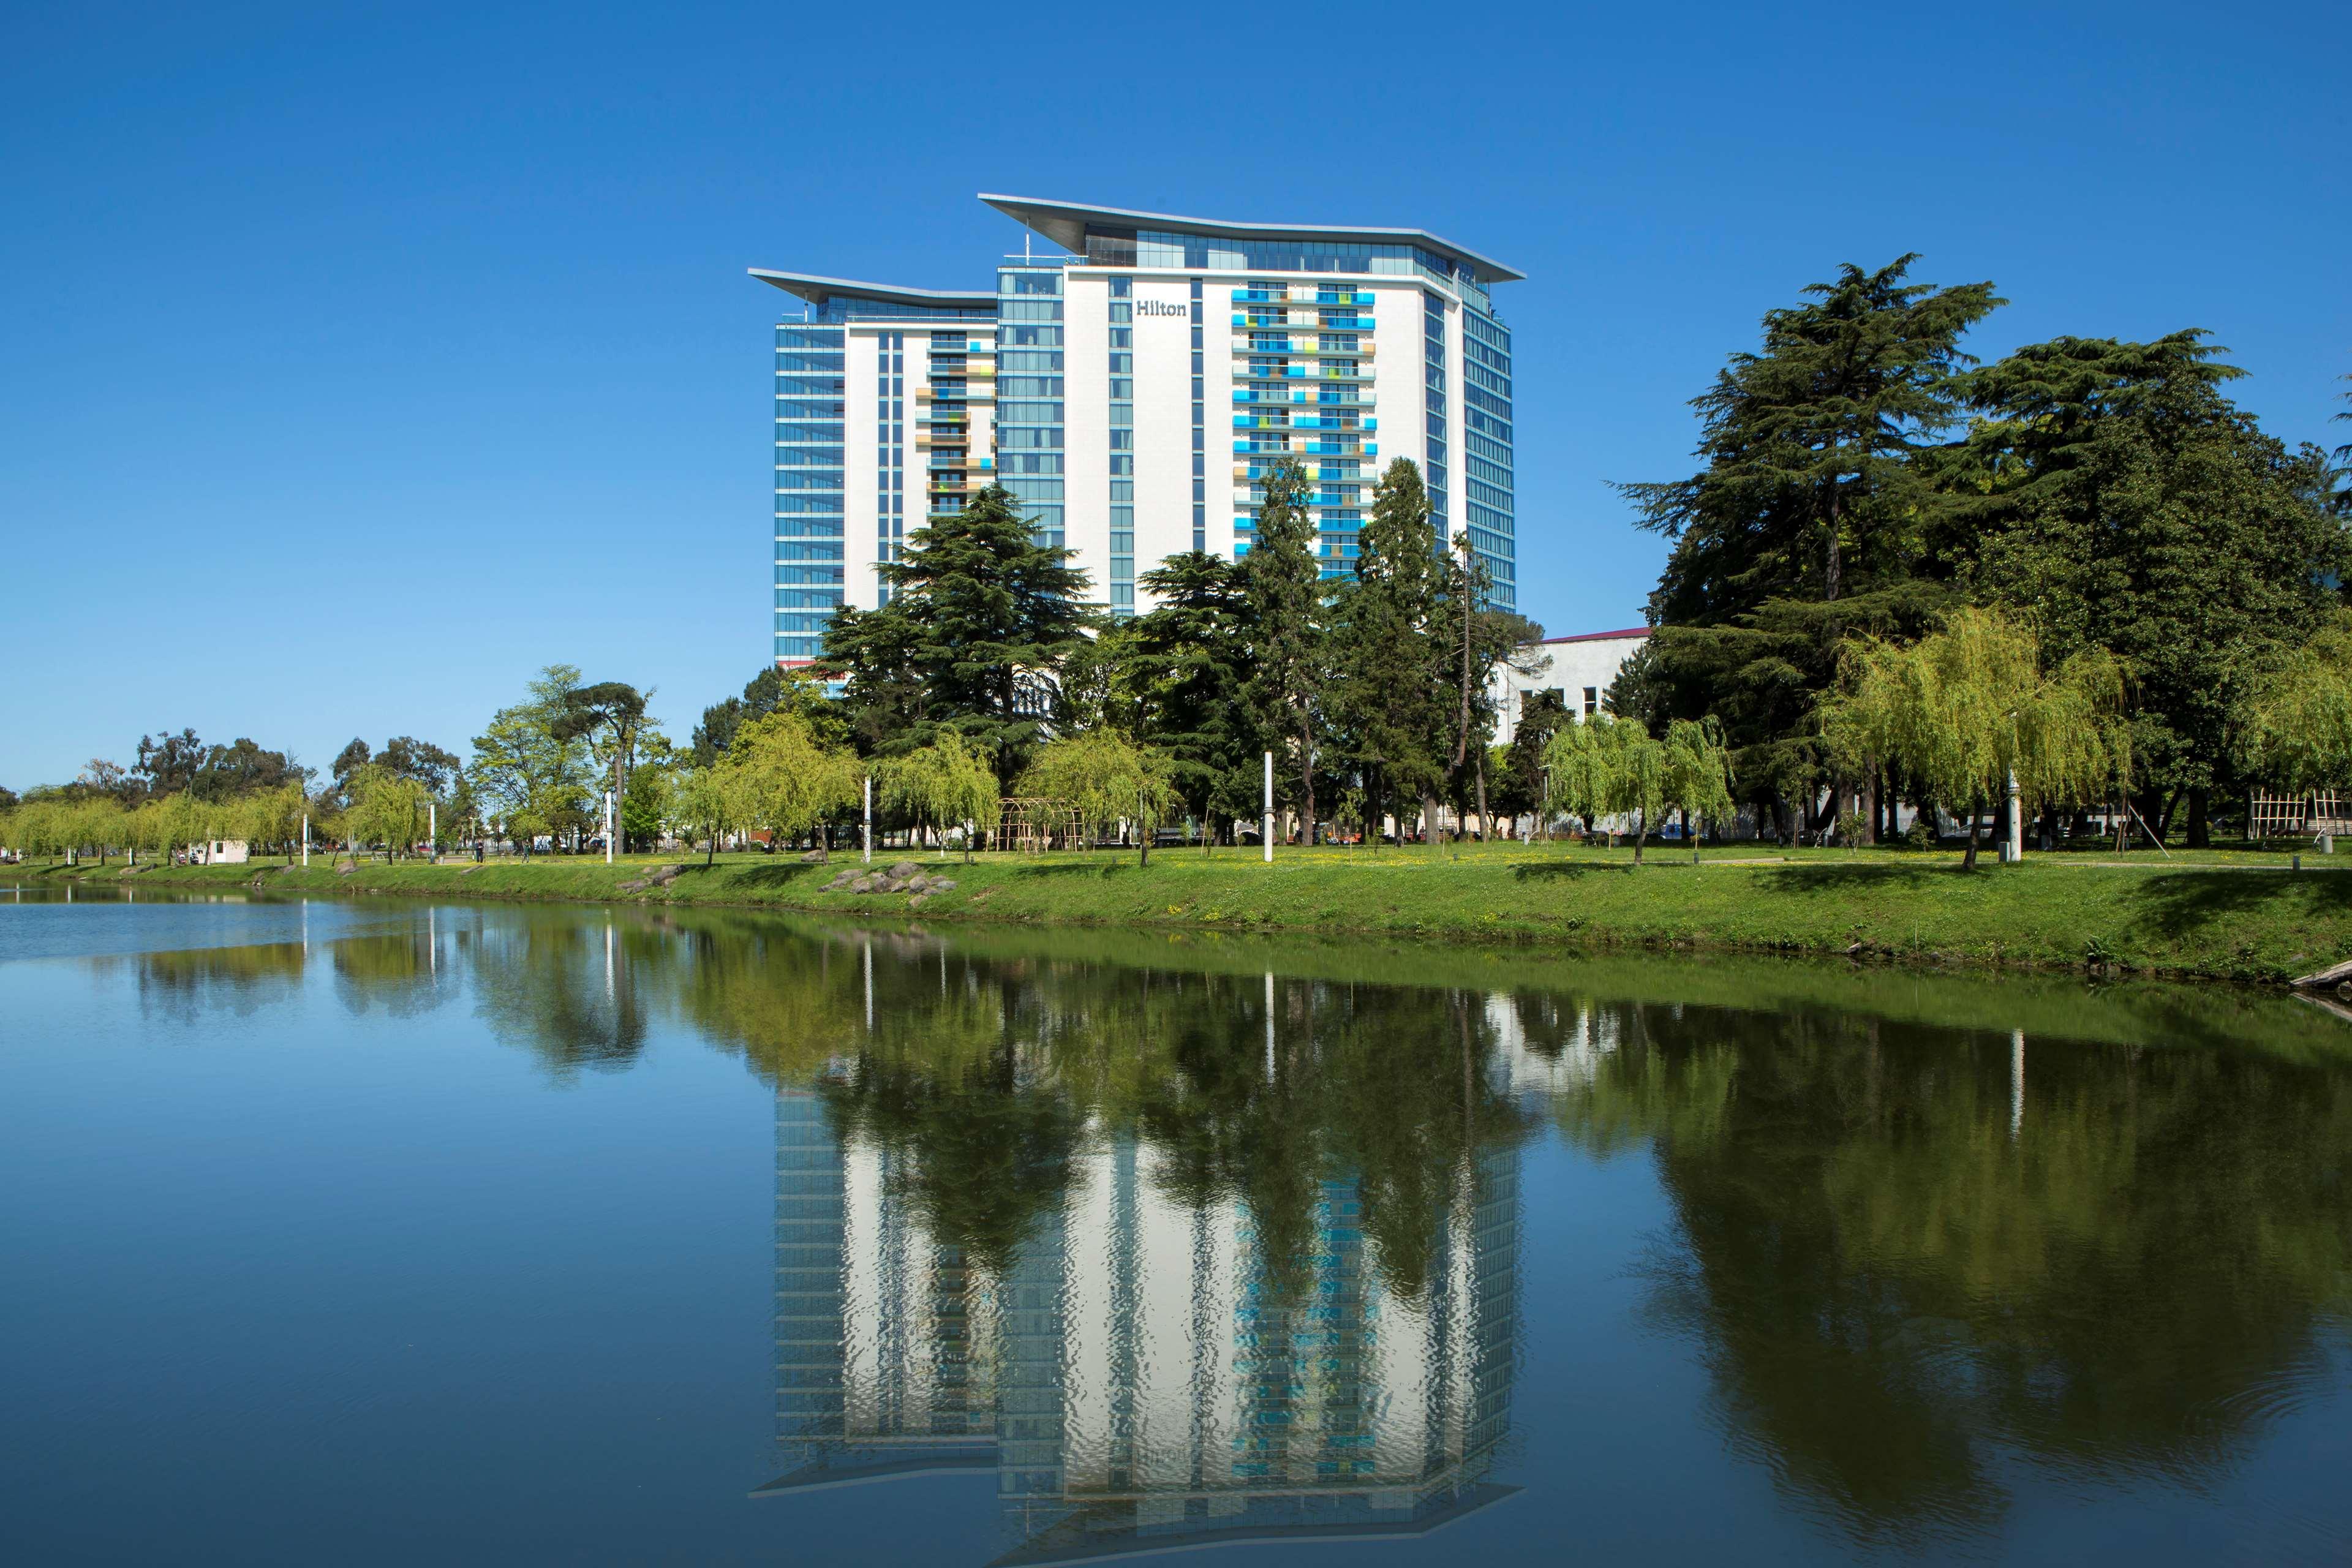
[755,195,1521,667]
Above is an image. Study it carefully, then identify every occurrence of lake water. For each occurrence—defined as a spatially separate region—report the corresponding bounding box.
[2,887,2348,1566]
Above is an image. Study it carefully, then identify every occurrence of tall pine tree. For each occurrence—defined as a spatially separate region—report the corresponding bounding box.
[1237,458,1326,837]
[1625,257,2002,834]
[1943,333,2350,843]
[821,484,1096,785]
[1129,550,1256,841]
[1328,458,1447,842]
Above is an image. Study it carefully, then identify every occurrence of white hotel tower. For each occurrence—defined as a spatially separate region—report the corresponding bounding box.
[755,195,1521,667]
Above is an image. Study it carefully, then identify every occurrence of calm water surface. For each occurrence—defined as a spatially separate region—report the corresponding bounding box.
[2,888,2348,1566]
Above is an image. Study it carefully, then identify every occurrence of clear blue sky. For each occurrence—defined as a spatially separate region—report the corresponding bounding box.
[4,1,2344,791]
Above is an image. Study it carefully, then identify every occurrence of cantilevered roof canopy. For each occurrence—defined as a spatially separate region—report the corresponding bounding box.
[978,194,1525,285]
[748,268,996,313]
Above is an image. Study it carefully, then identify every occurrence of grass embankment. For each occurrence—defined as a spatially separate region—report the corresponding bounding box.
[14,840,2352,984]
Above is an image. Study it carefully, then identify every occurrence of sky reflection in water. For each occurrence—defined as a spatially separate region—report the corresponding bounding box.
[1,891,2348,1566]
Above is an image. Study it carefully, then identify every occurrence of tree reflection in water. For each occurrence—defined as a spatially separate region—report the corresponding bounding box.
[1544,1000,2352,1547]
[94,900,2350,1558]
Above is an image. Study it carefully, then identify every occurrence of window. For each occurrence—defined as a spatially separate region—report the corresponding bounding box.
[1583,687,1598,716]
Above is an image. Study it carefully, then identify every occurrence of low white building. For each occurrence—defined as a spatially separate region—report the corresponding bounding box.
[1489,626,1651,745]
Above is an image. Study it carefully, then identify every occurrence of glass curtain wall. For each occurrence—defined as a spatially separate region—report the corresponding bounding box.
[1461,306,1516,610]
[995,267,1066,550]
[775,326,848,663]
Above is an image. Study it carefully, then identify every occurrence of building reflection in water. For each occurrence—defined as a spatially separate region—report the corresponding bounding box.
[760,986,1543,1562]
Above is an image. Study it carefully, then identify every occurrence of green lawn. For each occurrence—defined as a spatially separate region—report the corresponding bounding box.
[13,837,2351,984]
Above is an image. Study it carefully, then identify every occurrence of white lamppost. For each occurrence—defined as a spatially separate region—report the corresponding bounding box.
[301,813,309,868]
[863,774,873,864]
[604,790,614,865]
[2005,768,2023,864]
[1262,750,1274,864]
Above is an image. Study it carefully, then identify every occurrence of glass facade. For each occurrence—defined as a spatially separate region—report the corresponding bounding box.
[1461,304,1515,609]
[774,325,846,663]
[994,266,1065,552]
[1106,277,1134,612]
[873,332,904,605]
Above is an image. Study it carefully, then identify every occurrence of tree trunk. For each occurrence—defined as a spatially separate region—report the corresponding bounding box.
[1632,809,1646,864]
[2185,786,2211,849]
[1474,751,1490,843]
[1964,801,1983,870]
[1295,714,1316,848]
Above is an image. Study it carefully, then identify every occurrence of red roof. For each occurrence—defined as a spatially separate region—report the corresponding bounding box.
[1539,627,1653,646]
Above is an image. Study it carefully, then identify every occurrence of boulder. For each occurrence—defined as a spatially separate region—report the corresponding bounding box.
[889,861,920,879]
[799,849,829,864]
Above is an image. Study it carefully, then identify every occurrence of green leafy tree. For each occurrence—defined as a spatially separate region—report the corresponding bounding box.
[673,758,737,866]
[1237,458,1327,838]
[1943,333,2351,844]
[693,665,794,764]
[727,710,859,860]
[1327,458,1446,845]
[1626,257,2003,833]
[1018,729,1177,867]
[876,731,999,862]
[1128,550,1256,845]
[1823,606,2127,868]
[1496,689,1569,829]
[822,484,1095,782]
[468,665,594,854]
[347,768,430,860]
[619,752,674,853]
[2243,612,2352,795]
[1543,714,1674,861]
[1661,717,1737,843]
[552,681,655,824]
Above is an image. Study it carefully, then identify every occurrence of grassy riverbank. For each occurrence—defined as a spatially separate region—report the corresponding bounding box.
[13,839,2352,984]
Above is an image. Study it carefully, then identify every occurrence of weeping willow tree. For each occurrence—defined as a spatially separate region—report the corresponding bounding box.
[1824,606,2127,867]
[2243,612,2352,797]
[1544,714,1734,861]
[876,730,999,861]
[1662,718,1738,845]
[726,710,861,861]
[1017,729,1177,867]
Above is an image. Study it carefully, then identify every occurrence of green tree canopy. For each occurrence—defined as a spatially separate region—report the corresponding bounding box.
[2243,611,2352,795]
[1017,729,1177,866]
[822,484,1096,783]
[876,730,999,862]
[1237,458,1327,834]
[1124,550,1258,837]
[1823,606,2127,867]
[726,709,860,860]
[1942,333,2351,842]
[1625,257,2003,821]
[1327,457,1447,837]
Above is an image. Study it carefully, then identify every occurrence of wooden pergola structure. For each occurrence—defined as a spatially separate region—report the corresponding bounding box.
[998,797,1084,853]
[2247,790,2351,840]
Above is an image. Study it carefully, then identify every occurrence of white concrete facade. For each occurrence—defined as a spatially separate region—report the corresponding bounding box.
[1489,627,1653,745]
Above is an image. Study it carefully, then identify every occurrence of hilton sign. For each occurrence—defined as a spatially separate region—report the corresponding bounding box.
[1136,300,1188,317]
